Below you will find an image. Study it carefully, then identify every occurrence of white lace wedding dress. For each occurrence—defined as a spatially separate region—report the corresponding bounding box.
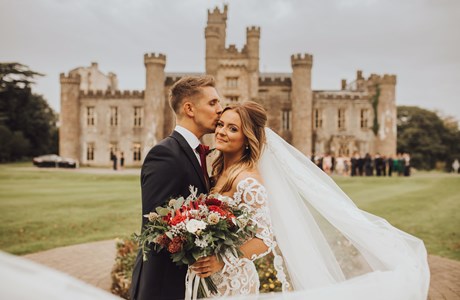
[210,177,287,296]
[206,128,429,300]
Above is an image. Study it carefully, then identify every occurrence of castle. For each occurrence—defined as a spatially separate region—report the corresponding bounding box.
[59,5,396,167]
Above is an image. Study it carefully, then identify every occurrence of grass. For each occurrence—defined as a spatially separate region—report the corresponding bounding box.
[334,172,460,260]
[0,163,459,261]
[0,163,140,255]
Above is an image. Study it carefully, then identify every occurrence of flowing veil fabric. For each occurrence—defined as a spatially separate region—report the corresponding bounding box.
[233,128,430,300]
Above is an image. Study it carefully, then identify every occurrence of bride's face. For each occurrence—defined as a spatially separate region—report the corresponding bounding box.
[215,110,246,155]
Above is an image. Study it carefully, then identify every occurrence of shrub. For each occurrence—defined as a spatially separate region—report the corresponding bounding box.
[111,238,138,299]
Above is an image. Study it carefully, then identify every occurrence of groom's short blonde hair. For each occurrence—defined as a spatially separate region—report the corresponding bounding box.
[169,75,216,114]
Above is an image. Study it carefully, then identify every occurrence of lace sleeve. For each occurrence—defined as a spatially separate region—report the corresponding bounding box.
[234,177,274,260]
[216,177,290,294]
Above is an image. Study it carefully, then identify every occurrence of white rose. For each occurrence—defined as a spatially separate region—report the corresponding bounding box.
[186,219,207,234]
[207,213,220,225]
[168,199,177,207]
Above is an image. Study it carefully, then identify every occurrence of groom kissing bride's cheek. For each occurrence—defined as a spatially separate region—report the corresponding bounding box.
[131,75,429,300]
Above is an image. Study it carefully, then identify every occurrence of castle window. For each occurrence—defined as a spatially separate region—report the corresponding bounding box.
[226,77,238,88]
[226,96,239,103]
[134,106,143,127]
[338,108,346,130]
[360,109,369,129]
[87,106,95,126]
[110,106,119,126]
[133,143,142,161]
[314,109,323,129]
[282,109,292,131]
[87,143,95,161]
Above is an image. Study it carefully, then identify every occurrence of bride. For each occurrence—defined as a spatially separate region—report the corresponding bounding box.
[190,101,430,300]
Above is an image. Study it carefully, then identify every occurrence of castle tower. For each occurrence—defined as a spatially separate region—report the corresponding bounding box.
[205,5,228,76]
[246,26,260,101]
[144,53,166,152]
[291,53,313,156]
[59,73,81,160]
[373,74,397,156]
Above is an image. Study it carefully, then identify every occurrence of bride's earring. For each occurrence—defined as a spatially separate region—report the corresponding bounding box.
[245,145,249,150]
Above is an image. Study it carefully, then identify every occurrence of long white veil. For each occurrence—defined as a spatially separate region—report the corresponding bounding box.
[249,128,430,299]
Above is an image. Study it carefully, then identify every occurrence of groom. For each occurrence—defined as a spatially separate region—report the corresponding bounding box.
[130,75,222,300]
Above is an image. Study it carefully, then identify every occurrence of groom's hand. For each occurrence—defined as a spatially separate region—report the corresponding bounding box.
[191,255,224,278]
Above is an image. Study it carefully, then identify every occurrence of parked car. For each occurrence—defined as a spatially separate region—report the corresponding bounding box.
[32,154,78,168]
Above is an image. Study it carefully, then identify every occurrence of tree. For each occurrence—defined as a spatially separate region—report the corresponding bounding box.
[397,106,460,170]
[0,63,57,161]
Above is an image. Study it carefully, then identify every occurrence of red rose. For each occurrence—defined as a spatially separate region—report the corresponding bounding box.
[167,236,184,253]
[170,214,187,226]
[208,205,227,216]
[205,197,222,207]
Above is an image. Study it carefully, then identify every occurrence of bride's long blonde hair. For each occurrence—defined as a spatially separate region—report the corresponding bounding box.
[212,101,267,193]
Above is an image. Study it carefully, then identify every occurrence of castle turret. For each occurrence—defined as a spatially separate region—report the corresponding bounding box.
[291,53,313,156]
[144,53,166,151]
[205,5,228,76]
[246,26,260,101]
[59,73,81,161]
[371,74,397,156]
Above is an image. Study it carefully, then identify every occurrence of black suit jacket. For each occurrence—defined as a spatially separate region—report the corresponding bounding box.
[130,131,208,300]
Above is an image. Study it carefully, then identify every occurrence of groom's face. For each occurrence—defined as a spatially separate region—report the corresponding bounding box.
[192,86,223,134]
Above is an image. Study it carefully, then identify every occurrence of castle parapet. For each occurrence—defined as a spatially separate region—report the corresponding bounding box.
[314,91,368,101]
[207,4,228,22]
[381,74,397,85]
[80,89,144,99]
[144,53,166,66]
[246,26,260,38]
[291,53,313,67]
[259,73,291,86]
[367,73,397,85]
[60,72,81,84]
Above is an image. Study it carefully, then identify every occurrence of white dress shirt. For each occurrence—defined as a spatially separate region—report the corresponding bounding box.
[174,125,202,166]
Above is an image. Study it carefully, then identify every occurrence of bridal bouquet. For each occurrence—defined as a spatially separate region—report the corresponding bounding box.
[135,186,257,298]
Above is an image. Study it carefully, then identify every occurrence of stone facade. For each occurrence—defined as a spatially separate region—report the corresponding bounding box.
[59,5,397,167]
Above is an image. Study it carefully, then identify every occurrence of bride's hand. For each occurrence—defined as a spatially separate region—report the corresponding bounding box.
[191,255,224,278]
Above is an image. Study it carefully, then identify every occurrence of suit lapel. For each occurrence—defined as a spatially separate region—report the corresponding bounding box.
[170,131,207,190]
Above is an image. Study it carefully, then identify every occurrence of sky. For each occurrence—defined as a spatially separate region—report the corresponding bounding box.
[1,0,459,122]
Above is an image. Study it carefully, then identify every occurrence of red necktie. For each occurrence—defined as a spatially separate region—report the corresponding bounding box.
[196,144,210,190]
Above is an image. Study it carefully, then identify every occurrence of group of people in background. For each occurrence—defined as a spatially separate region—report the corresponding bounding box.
[313,152,412,177]
[110,151,125,171]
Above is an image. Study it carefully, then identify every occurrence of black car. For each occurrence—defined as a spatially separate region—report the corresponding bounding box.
[32,154,78,168]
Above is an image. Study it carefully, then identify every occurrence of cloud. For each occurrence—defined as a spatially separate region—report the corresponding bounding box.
[1,0,459,120]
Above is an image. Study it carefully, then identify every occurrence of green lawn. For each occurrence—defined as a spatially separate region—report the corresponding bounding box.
[335,173,460,260]
[0,163,459,261]
[0,163,141,255]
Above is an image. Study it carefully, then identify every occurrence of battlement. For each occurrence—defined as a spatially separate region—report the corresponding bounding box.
[165,72,204,86]
[207,4,228,23]
[259,73,291,86]
[60,72,81,84]
[144,53,166,65]
[219,62,248,69]
[225,44,245,54]
[314,90,368,101]
[80,89,144,99]
[367,73,397,85]
[291,53,313,67]
[246,26,260,37]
